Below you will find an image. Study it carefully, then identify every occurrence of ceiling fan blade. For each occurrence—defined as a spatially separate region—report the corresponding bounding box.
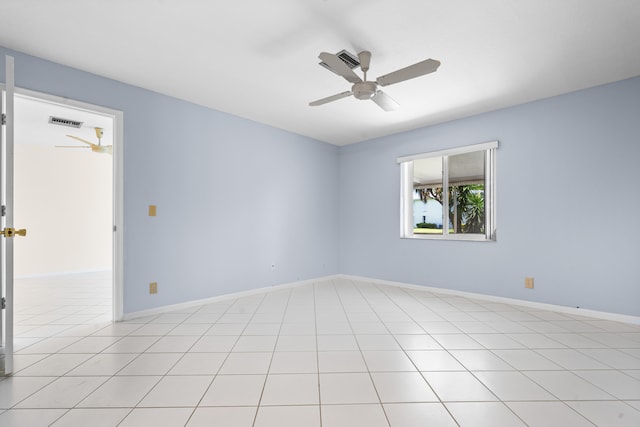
[55,145,91,148]
[371,90,399,111]
[309,91,353,106]
[376,58,440,87]
[66,135,95,146]
[319,52,362,83]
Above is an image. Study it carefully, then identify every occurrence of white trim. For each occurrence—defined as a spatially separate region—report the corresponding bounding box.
[2,55,16,375]
[442,155,450,236]
[399,161,413,237]
[487,146,497,240]
[122,275,341,321]
[402,233,491,242]
[121,272,640,325]
[399,141,497,241]
[397,140,498,164]
[14,88,119,122]
[113,110,124,321]
[15,269,111,280]
[339,274,640,325]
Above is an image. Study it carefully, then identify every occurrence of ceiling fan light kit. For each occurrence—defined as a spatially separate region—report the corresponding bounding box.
[352,81,377,100]
[310,49,440,111]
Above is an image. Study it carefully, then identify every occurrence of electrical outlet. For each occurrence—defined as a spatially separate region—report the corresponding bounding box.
[525,277,534,289]
[149,282,158,294]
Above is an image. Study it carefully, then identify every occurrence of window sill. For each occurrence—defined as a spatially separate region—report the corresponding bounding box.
[401,233,495,242]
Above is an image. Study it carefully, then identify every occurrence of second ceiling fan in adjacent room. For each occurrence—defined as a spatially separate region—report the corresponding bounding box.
[57,126,112,155]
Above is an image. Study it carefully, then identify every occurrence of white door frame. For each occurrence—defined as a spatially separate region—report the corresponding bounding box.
[1,55,16,375]
[12,87,124,321]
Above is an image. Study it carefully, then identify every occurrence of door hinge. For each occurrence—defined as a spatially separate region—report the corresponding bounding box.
[1,113,6,125]
[1,205,5,217]
[1,297,5,309]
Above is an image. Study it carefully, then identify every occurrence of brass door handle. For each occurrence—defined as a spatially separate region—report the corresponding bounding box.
[0,227,27,237]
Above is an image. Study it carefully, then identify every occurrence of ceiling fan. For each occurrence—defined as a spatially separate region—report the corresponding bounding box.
[309,50,440,111]
[56,127,112,155]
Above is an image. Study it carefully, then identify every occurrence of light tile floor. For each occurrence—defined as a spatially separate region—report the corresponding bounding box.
[2,274,640,426]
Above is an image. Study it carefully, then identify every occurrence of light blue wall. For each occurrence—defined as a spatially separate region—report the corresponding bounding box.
[1,47,340,313]
[4,46,638,317]
[339,76,640,317]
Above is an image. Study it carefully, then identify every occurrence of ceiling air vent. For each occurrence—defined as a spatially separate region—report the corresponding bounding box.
[319,49,360,73]
[48,116,83,128]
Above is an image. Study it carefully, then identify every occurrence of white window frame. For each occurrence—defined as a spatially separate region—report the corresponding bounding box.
[398,141,497,241]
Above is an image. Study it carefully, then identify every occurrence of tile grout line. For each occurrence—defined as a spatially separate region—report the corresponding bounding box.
[333,278,394,427]
[4,274,640,425]
[312,281,323,427]
[365,280,507,426]
[250,287,292,427]
[377,282,624,426]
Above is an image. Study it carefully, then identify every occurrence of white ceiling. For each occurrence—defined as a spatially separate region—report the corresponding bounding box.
[2,0,639,146]
[14,94,113,148]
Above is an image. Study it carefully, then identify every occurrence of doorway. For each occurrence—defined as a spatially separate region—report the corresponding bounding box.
[11,91,122,351]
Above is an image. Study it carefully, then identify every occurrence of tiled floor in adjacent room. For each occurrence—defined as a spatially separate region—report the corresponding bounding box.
[2,273,640,426]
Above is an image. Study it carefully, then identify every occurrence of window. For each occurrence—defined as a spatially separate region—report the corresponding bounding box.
[399,141,497,241]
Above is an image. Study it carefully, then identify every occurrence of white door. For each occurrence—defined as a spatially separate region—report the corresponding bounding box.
[1,55,22,376]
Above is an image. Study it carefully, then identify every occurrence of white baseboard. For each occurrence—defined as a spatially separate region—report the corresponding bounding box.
[340,274,640,325]
[122,275,341,321]
[15,269,111,280]
[121,273,640,325]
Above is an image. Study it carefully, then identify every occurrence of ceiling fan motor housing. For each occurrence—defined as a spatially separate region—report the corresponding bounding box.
[352,81,377,100]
